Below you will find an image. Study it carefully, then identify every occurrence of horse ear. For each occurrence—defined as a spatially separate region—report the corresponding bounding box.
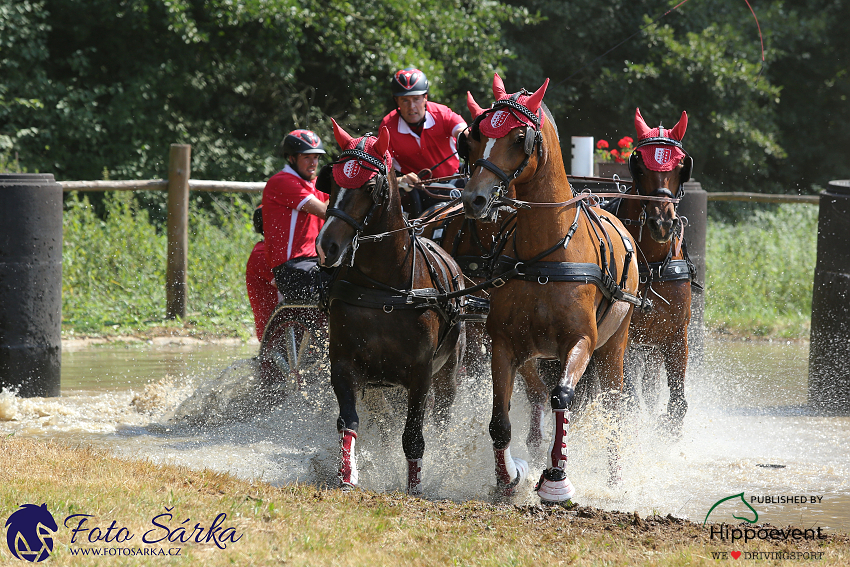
[669,111,688,141]
[331,118,353,150]
[467,91,485,119]
[375,126,391,158]
[525,78,549,113]
[635,108,651,140]
[492,73,508,101]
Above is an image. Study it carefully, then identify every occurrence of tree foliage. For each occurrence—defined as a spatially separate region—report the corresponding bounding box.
[0,0,528,181]
[0,0,846,192]
[501,0,848,192]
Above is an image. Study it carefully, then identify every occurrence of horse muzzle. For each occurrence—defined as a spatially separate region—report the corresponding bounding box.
[462,182,501,220]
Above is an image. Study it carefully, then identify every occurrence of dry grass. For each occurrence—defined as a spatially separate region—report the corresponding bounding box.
[1,437,847,566]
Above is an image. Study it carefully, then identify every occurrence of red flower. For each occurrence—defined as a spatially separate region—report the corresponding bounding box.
[610,149,626,164]
[618,136,633,148]
[596,139,609,149]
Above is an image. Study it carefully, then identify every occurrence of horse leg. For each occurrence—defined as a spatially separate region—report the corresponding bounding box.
[490,341,529,496]
[332,368,360,490]
[402,377,431,496]
[431,358,459,427]
[660,330,688,438]
[594,319,632,488]
[641,347,662,414]
[622,344,642,413]
[535,337,593,503]
[518,359,547,455]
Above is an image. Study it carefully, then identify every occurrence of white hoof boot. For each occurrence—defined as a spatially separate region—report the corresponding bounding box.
[407,458,423,496]
[536,468,576,503]
[494,447,528,496]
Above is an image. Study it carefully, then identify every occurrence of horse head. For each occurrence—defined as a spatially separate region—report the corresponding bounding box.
[628,108,692,243]
[461,74,552,220]
[316,119,394,268]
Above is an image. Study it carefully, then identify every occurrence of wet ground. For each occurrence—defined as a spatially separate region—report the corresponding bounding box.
[1,337,847,534]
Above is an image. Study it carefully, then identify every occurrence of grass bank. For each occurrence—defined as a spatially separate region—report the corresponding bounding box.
[61,193,819,340]
[1,436,846,566]
[705,204,817,338]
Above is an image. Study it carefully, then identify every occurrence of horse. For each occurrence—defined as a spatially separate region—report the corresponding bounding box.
[614,108,695,437]
[461,74,641,503]
[315,120,467,495]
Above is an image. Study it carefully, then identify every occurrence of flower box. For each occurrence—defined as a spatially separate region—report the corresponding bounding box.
[594,136,634,180]
[595,162,631,180]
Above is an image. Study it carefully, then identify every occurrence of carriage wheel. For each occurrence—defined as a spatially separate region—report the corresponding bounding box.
[258,307,328,400]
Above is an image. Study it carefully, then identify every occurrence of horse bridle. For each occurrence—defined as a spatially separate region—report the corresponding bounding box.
[322,136,390,235]
[627,135,693,205]
[467,93,544,215]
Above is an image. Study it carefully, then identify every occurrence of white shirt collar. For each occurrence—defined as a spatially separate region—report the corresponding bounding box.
[396,110,435,144]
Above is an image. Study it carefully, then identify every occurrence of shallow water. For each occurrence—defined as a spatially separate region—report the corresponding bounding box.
[1,338,848,534]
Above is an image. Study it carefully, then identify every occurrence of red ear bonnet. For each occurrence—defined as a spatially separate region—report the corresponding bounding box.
[479,74,548,139]
[634,108,688,172]
[330,119,392,189]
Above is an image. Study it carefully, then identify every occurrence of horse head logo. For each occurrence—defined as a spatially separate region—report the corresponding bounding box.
[5,504,58,562]
[703,493,759,525]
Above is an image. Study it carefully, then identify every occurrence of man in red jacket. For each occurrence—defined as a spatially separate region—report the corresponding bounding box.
[261,129,329,304]
[380,67,467,216]
[245,205,279,340]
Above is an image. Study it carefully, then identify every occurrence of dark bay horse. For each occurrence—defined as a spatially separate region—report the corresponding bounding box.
[315,120,466,495]
[461,74,641,503]
[616,108,694,436]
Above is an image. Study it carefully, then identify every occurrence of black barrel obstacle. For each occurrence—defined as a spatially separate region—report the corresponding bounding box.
[809,180,850,411]
[0,174,63,397]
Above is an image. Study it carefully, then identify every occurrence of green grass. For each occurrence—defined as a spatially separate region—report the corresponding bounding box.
[62,191,258,338]
[705,203,818,338]
[61,194,819,340]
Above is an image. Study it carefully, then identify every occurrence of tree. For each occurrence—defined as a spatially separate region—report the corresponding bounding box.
[0,0,528,182]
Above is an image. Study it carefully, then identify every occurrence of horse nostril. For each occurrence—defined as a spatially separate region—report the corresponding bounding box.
[472,195,487,209]
[327,242,339,261]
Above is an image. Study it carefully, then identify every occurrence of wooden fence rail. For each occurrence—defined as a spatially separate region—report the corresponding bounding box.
[55,144,821,320]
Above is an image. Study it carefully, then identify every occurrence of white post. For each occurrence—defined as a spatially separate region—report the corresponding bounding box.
[570,136,594,176]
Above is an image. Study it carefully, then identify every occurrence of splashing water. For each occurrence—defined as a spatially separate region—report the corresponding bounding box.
[2,340,848,532]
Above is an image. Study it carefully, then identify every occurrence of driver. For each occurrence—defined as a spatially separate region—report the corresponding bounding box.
[261,129,329,304]
[379,67,467,215]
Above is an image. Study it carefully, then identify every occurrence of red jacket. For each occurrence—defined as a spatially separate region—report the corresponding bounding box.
[380,101,465,179]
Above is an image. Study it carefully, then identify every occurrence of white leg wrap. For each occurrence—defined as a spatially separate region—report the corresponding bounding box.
[339,429,358,488]
[407,458,423,496]
[494,446,528,496]
[536,409,576,502]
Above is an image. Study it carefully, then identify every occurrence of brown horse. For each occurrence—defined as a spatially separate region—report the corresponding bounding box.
[616,108,694,436]
[461,75,641,503]
[315,120,466,495]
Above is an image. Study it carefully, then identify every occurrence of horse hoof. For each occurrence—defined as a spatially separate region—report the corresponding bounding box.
[535,468,576,503]
[340,481,357,491]
[497,457,529,496]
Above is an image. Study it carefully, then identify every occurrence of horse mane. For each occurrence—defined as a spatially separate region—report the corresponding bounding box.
[540,102,559,143]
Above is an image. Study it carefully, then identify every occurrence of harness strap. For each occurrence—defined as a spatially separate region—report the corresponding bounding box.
[639,259,692,283]
[492,257,642,307]
[328,280,442,310]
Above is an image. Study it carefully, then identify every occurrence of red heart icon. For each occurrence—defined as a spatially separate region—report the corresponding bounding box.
[731,551,742,559]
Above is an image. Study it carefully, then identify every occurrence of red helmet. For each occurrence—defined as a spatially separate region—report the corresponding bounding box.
[391,67,429,97]
[282,129,326,157]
